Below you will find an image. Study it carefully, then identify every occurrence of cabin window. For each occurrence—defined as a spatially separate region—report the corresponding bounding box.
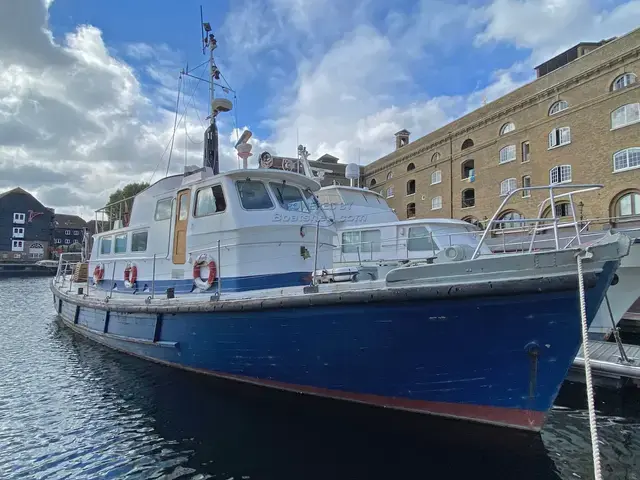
[131,231,148,252]
[236,180,274,210]
[407,226,437,252]
[195,185,226,217]
[100,236,112,255]
[341,230,381,254]
[270,182,309,212]
[154,198,173,221]
[114,234,128,254]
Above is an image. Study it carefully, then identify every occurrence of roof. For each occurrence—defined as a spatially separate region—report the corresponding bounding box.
[533,39,615,70]
[315,154,339,164]
[54,214,87,229]
[394,129,410,136]
[0,186,49,211]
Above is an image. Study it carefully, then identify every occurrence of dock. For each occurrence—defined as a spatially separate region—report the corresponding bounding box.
[569,340,640,388]
[0,262,57,279]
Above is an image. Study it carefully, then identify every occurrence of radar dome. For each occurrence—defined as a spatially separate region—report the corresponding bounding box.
[345,163,360,180]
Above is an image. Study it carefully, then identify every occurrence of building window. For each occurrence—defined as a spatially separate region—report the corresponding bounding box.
[521,142,530,163]
[386,171,393,180]
[13,213,26,224]
[462,189,475,208]
[73,230,79,235]
[407,226,437,252]
[548,127,571,149]
[406,179,416,195]
[370,178,377,187]
[499,122,515,135]
[431,196,442,210]
[461,159,474,180]
[500,178,517,196]
[550,165,572,184]
[613,148,640,173]
[341,230,381,253]
[13,254,21,259]
[11,240,24,252]
[12,227,25,237]
[406,203,416,218]
[54,238,61,244]
[549,100,569,115]
[611,103,640,129]
[431,170,441,185]
[522,176,531,198]
[64,230,70,235]
[386,186,394,198]
[499,145,516,164]
[407,162,415,172]
[154,198,173,221]
[616,191,640,217]
[496,211,524,230]
[64,239,71,245]
[544,202,572,218]
[29,243,44,259]
[612,73,637,91]
[461,139,474,150]
[431,152,440,163]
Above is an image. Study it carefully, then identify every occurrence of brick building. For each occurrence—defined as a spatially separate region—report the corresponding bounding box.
[362,28,640,230]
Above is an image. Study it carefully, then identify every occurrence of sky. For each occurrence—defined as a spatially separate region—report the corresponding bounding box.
[1,0,640,219]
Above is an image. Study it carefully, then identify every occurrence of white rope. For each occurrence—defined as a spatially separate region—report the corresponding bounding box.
[576,249,602,480]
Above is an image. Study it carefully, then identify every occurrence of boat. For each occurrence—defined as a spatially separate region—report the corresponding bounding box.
[50,20,633,433]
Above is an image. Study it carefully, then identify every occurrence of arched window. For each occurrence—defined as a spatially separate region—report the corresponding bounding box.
[461,139,474,150]
[615,191,640,217]
[386,186,394,198]
[612,73,637,91]
[461,159,474,180]
[29,243,45,259]
[406,203,416,218]
[611,103,640,129]
[406,179,416,195]
[386,171,393,180]
[613,148,640,172]
[407,162,415,171]
[549,100,569,115]
[461,188,475,208]
[431,152,440,163]
[543,202,572,218]
[370,178,377,187]
[499,122,515,135]
[499,145,516,164]
[496,210,524,230]
[462,216,483,229]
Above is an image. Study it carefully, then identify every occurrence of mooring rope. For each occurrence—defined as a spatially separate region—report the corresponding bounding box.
[576,248,602,480]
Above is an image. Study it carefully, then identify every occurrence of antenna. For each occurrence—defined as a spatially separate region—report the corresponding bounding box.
[200,6,205,55]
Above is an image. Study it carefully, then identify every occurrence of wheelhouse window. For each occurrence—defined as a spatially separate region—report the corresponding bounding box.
[407,226,437,252]
[114,233,128,254]
[195,184,226,216]
[236,180,274,210]
[270,182,309,212]
[341,230,381,254]
[611,103,640,129]
[131,231,148,252]
[613,148,640,172]
[154,198,173,221]
[100,236,112,255]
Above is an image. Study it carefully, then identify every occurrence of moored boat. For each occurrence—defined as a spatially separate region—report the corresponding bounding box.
[50,21,633,433]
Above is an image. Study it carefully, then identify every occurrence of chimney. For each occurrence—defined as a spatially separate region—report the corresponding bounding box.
[394,129,410,150]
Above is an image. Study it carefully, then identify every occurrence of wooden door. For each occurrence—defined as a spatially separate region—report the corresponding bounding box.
[173,189,191,264]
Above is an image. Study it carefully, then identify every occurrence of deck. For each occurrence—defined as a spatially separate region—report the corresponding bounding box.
[570,340,640,388]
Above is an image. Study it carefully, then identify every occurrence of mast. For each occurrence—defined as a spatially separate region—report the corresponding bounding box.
[200,9,232,174]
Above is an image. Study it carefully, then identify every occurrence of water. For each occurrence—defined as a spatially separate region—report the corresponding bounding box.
[0,278,638,479]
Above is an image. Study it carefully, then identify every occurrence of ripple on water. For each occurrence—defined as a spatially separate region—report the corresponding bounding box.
[0,277,639,480]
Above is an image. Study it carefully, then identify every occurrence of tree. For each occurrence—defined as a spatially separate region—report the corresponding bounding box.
[104,182,150,224]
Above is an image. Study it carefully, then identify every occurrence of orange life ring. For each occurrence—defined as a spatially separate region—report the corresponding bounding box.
[93,264,104,283]
[193,256,217,290]
[124,264,138,288]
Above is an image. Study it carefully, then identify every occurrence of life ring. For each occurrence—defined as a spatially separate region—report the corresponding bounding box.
[193,255,217,290]
[124,263,138,288]
[93,264,105,283]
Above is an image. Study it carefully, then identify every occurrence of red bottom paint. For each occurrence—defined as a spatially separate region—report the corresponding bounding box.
[64,319,546,432]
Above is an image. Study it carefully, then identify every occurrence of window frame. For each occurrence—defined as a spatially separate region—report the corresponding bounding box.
[406,179,416,196]
[431,170,442,185]
[235,180,275,211]
[499,122,515,135]
[612,73,637,91]
[548,127,571,149]
[131,231,149,252]
[500,178,517,197]
[194,184,227,217]
[154,198,173,221]
[613,148,640,173]
[521,141,530,163]
[386,186,395,198]
[406,202,416,218]
[522,176,531,198]
[499,145,516,164]
[611,103,640,130]
[549,100,569,116]
[431,196,443,210]
[99,236,113,255]
[549,165,572,184]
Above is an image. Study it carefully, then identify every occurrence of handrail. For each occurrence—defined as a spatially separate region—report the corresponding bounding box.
[472,183,604,259]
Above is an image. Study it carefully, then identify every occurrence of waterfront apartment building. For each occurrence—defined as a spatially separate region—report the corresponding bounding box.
[0,188,54,261]
[52,214,87,249]
[362,28,640,230]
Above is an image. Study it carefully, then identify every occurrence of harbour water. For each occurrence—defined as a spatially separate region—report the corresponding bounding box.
[0,277,638,479]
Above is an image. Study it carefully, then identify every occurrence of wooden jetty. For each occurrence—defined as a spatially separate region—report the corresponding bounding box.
[570,339,640,388]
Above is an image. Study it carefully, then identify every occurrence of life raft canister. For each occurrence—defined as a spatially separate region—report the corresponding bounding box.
[193,255,217,290]
[124,263,138,288]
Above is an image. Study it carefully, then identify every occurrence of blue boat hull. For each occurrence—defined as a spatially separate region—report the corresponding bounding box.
[52,260,616,432]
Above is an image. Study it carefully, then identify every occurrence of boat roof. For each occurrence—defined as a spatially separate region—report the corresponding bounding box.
[340,217,476,231]
[318,184,384,198]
